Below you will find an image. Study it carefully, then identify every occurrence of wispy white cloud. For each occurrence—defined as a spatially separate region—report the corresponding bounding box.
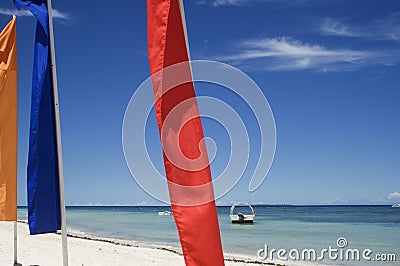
[197,0,309,6]
[51,9,70,20]
[197,0,251,6]
[219,36,390,71]
[388,192,400,200]
[0,8,30,17]
[374,12,400,42]
[323,198,349,205]
[0,7,70,20]
[320,18,358,37]
[320,14,400,42]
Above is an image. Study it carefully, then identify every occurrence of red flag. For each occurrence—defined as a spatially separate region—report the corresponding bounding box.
[146,0,225,265]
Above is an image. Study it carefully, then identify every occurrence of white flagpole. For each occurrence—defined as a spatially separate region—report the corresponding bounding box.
[46,1,69,265]
[14,15,18,265]
[178,0,191,61]
[13,221,17,265]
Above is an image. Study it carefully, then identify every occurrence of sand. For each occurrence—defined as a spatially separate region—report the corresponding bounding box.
[0,222,276,266]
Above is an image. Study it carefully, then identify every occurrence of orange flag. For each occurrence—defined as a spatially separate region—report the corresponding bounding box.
[0,16,18,221]
[146,1,225,265]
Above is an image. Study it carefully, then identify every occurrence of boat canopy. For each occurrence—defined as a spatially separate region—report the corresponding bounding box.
[230,202,255,216]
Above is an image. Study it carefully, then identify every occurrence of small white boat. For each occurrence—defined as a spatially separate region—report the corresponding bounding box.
[230,202,255,224]
[158,211,172,216]
[392,204,400,208]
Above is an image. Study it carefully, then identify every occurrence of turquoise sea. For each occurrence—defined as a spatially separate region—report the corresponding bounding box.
[18,205,400,265]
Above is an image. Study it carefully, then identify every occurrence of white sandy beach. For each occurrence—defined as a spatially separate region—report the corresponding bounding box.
[0,222,277,266]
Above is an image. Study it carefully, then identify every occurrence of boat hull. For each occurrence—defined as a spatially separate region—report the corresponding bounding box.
[230,214,254,224]
[231,220,254,224]
[158,211,172,216]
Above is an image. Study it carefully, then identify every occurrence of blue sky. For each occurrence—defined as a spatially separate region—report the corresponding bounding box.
[0,0,399,206]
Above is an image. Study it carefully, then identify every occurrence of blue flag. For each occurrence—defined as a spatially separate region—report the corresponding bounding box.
[14,0,61,235]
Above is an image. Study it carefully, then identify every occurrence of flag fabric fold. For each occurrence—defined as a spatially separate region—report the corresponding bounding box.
[14,0,61,234]
[0,16,18,222]
[146,0,225,265]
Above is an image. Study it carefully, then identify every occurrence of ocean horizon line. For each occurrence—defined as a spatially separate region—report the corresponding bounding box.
[16,204,395,208]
